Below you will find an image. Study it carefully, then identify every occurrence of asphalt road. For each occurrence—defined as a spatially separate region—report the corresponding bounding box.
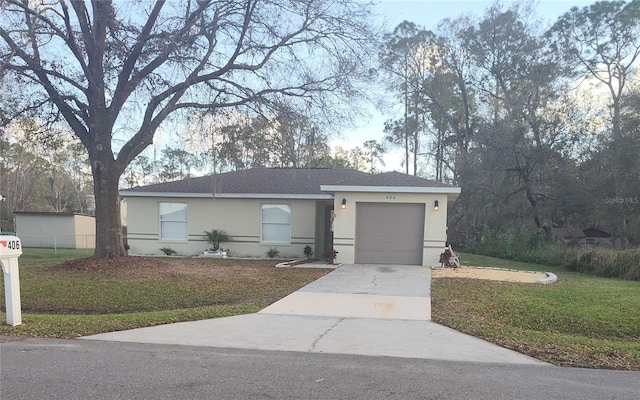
[1,337,639,399]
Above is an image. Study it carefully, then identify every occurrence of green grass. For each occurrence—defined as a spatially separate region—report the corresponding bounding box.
[0,248,330,338]
[0,304,261,338]
[3,249,640,370]
[432,253,640,370]
[460,253,566,275]
[19,248,93,263]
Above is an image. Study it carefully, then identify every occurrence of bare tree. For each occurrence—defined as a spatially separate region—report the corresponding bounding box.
[363,139,386,173]
[462,5,579,240]
[0,0,376,258]
[548,0,640,139]
[380,21,433,175]
[548,0,640,247]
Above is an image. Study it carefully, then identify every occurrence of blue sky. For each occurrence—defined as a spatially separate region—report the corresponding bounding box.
[376,0,594,28]
[337,0,597,172]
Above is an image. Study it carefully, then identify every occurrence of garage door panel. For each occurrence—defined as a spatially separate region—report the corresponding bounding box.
[357,250,423,265]
[357,237,422,252]
[355,203,425,265]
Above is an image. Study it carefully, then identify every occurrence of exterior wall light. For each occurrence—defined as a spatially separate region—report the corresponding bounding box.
[434,200,439,211]
[341,198,347,210]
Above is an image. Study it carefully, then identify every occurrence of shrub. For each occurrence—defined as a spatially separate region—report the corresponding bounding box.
[614,250,640,280]
[468,229,640,281]
[303,245,313,259]
[203,229,230,251]
[266,247,279,258]
[471,229,546,263]
[160,247,176,256]
[323,246,338,264]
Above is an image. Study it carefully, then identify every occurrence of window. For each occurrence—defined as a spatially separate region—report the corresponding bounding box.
[261,204,291,244]
[160,202,188,241]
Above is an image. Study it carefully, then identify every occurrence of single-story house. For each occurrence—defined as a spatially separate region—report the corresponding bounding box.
[14,211,96,249]
[120,168,461,266]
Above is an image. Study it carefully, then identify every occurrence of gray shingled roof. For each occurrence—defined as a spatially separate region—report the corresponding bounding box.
[333,171,456,188]
[122,168,370,195]
[121,168,457,195]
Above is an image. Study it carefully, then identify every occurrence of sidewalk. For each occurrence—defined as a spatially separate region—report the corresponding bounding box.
[83,264,546,365]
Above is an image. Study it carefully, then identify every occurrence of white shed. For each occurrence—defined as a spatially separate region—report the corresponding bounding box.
[14,212,96,249]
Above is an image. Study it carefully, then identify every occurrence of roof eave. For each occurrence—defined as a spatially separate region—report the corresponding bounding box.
[320,185,461,194]
[119,191,214,198]
[119,191,333,200]
[214,193,333,200]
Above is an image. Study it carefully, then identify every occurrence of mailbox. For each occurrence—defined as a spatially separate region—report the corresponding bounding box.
[0,236,22,326]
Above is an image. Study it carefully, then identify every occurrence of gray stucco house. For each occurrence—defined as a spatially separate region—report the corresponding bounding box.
[120,168,460,266]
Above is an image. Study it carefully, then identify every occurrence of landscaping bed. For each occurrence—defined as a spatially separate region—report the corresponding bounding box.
[431,266,548,283]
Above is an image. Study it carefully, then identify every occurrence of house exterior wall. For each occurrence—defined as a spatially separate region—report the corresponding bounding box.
[331,192,448,267]
[125,196,318,258]
[15,213,94,249]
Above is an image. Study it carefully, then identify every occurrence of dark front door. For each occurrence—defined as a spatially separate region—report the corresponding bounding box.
[323,204,334,255]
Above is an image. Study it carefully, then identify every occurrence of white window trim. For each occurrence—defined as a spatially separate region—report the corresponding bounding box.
[159,202,188,242]
[260,203,291,245]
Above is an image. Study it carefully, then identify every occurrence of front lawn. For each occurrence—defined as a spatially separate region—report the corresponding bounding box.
[3,249,639,370]
[0,249,329,338]
[432,253,640,370]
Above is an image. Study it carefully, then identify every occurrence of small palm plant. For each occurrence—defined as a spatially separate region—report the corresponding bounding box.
[303,245,313,259]
[203,229,230,251]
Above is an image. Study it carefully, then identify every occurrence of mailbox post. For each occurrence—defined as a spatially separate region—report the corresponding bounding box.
[0,236,22,326]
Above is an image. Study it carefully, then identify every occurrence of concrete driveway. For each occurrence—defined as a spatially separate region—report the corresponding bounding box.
[83,264,545,365]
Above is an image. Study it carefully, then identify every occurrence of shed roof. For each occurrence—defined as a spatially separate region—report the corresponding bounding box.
[13,211,93,217]
[583,228,611,238]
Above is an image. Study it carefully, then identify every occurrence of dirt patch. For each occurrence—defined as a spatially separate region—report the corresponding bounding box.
[432,266,547,283]
[52,256,327,281]
[55,257,172,272]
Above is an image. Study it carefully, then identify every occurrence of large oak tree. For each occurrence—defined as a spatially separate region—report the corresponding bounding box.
[0,0,376,258]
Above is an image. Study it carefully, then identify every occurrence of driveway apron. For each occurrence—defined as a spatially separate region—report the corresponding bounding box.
[259,264,431,320]
[83,264,546,365]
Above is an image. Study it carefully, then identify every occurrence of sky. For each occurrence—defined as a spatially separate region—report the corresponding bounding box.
[335,0,597,173]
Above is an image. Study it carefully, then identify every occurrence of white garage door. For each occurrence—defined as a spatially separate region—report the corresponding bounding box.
[355,203,425,265]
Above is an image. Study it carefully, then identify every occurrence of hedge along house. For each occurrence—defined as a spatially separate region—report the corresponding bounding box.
[120,168,460,266]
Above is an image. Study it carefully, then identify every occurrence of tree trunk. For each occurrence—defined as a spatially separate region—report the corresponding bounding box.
[403,61,410,175]
[413,103,419,176]
[525,183,553,243]
[92,159,126,258]
[614,214,629,249]
[621,214,628,249]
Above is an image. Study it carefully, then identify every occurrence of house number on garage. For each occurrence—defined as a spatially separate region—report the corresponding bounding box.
[385,195,396,200]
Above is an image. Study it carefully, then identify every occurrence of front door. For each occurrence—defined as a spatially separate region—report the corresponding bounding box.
[323,204,334,255]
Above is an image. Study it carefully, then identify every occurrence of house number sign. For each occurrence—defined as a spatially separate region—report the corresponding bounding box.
[1,238,20,251]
